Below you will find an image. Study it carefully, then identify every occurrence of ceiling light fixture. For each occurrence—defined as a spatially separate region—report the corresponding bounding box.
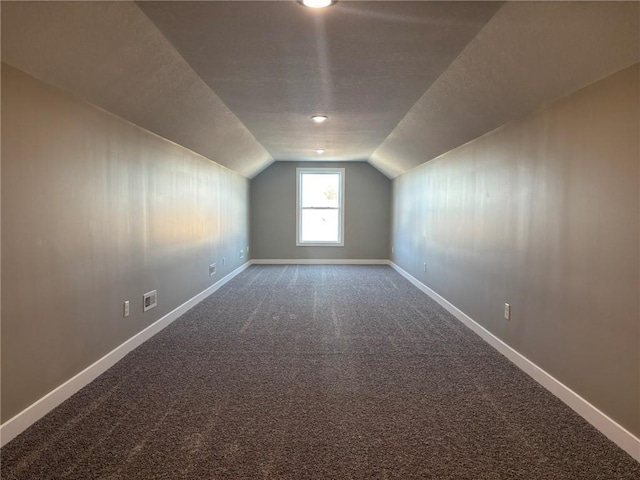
[301,0,334,9]
[311,115,328,123]
[315,149,325,154]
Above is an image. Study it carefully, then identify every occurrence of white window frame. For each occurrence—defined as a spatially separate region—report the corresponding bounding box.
[296,167,345,247]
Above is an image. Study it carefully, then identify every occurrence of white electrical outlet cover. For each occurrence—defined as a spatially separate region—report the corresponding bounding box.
[143,290,157,312]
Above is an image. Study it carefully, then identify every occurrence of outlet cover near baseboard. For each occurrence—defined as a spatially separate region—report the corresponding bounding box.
[143,290,157,312]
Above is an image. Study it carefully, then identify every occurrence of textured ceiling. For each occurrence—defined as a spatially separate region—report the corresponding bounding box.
[1,1,272,177]
[2,1,639,179]
[138,1,501,162]
[370,1,640,177]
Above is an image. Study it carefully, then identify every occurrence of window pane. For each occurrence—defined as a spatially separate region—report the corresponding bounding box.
[301,173,340,208]
[300,209,339,242]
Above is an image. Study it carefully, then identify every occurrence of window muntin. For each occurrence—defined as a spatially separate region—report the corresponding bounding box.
[296,168,345,246]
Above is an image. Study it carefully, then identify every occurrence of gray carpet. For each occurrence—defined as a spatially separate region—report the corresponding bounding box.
[2,265,638,479]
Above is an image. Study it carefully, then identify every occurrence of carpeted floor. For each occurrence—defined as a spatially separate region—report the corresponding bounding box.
[2,265,638,479]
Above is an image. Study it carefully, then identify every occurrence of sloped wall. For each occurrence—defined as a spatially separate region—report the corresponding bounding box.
[1,64,250,422]
[391,65,639,435]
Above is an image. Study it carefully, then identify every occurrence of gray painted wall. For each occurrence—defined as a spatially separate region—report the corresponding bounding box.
[1,64,250,422]
[251,161,390,260]
[391,64,639,436]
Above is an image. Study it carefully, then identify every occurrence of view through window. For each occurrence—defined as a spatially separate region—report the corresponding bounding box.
[297,168,345,245]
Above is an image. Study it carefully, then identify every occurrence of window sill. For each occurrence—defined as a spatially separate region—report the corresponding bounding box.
[296,242,344,247]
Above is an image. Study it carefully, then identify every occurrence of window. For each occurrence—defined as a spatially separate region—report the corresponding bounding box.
[297,168,345,246]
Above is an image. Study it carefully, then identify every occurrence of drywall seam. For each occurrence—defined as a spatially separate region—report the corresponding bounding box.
[0,261,251,448]
[250,259,391,265]
[389,262,640,462]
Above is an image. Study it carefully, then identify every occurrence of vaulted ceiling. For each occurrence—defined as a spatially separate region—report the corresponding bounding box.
[2,1,638,178]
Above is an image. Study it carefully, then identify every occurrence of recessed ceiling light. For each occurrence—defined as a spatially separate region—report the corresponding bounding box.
[301,0,334,8]
[315,149,325,154]
[311,115,328,123]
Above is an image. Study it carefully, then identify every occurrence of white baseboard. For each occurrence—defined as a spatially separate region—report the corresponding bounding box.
[250,259,391,265]
[389,262,640,462]
[5,260,638,462]
[0,261,250,448]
